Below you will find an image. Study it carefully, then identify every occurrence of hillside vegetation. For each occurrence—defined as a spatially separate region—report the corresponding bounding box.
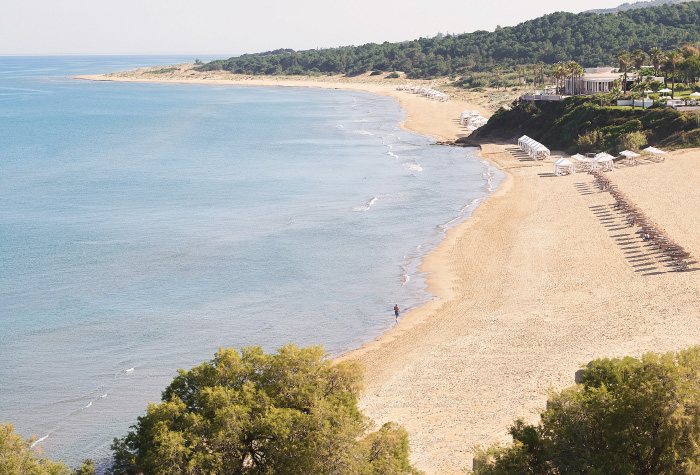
[198,2,700,78]
[587,0,697,14]
[468,97,700,153]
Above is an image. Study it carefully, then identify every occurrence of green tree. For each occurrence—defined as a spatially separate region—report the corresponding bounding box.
[667,49,684,98]
[617,50,632,92]
[649,47,664,77]
[0,422,93,475]
[566,61,583,95]
[473,346,700,475]
[632,49,645,82]
[110,344,422,475]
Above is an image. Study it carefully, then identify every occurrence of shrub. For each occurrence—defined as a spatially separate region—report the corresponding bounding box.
[474,347,700,474]
[618,130,647,151]
[385,72,400,79]
[576,129,602,151]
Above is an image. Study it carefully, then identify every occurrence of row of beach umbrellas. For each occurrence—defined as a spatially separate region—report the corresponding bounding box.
[396,85,449,102]
[591,169,690,271]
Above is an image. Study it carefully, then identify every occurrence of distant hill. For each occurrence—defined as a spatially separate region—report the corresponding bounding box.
[587,0,697,14]
[199,2,700,78]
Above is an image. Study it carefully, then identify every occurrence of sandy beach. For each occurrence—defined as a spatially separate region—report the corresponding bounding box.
[79,66,700,474]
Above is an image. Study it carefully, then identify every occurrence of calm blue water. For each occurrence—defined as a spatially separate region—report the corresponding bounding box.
[0,56,503,468]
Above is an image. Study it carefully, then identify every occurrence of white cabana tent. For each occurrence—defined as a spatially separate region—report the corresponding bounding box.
[518,135,531,150]
[592,152,615,171]
[643,146,667,161]
[532,144,551,160]
[620,149,641,165]
[517,135,550,160]
[570,153,590,170]
[659,88,672,94]
[553,157,575,175]
[619,150,640,157]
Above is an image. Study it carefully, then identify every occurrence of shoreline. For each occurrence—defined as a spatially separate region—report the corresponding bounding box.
[76,68,503,361]
[77,68,700,474]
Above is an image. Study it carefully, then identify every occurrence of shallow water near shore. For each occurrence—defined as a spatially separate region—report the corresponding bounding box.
[0,56,503,468]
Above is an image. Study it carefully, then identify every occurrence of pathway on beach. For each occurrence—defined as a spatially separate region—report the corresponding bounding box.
[345,145,700,474]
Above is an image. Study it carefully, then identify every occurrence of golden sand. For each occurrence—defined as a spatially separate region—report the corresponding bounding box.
[79,66,700,474]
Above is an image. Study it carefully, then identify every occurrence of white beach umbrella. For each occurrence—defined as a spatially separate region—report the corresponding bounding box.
[659,88,672,93]
[690,92,700,97]
[619,150,640,158]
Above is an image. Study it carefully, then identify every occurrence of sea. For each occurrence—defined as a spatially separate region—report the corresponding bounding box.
[0,55,503,469]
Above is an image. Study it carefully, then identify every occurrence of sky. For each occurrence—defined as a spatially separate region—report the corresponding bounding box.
[2,0,624,56]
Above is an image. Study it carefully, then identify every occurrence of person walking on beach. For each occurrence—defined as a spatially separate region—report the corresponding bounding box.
[394,304,400,324]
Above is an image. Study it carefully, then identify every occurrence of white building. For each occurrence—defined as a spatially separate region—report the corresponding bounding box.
[565,68,664,95]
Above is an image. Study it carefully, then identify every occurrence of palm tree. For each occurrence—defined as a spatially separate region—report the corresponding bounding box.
[552,63,566,95]
[666,50,683,98]
[649,47,663,77]
[566,61,582,95]
[616,50,632,93]
[632,50,645,83]
[536,61,546,87]
[518,65,527,90]
[629,91,641,110]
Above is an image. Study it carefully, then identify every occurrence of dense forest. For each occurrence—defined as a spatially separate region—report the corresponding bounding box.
[197,2,700,78]
[587,0,696,14]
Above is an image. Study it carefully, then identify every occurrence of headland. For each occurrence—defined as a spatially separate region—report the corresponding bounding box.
[79,65,700,474]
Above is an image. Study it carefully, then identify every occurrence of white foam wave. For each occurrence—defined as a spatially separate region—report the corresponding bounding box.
[353,119,368,123]
[438,197,484,230]
[335,124,344,128]
[357,130,375,136]
[402,161,423,172]
[401,265,410,285]
[30,434,49,448]
[384,143,393,149]
[352,197,378,212]
[99,393,107,399]
[387,151,399,159]
[84,401,93,408]
[125,367,134,374]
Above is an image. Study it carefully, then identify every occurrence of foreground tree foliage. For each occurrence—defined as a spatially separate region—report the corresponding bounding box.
[473,347,700,474]
[110,344,421,475]
[0,422,94,475]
